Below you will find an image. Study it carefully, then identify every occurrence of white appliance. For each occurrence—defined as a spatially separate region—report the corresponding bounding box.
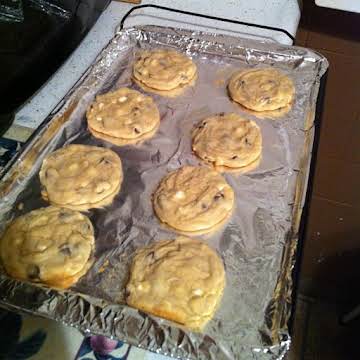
[316,0,360,13]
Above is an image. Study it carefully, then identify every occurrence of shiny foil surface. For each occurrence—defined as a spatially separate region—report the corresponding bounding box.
[0,26,328,360]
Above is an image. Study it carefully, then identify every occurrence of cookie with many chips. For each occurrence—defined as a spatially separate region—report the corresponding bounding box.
[126,236,226,331]
[0,206,94,289]
[192,113,262,170]
[228,68,295,111]
[87,88,160,145]
[40,144,122,210]
[153,166,234,234]
[133,49,197,96]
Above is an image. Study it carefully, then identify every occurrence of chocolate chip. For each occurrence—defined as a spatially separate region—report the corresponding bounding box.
[134,128,141,134]
[146,251,155,260]
[239,80,246,86]
[219,112,225,117]
[201,203,208,210]
[232,155,238,159]
[99,157,111,165]
[133,107,140,117]
[198,121,207,129]
[214,192,225,201]
[82,223,92,233]
[245,138,251,145]
[59,244,72,256]
[58,210,72,220]
[27,264,40,280]
[45,169,55,179]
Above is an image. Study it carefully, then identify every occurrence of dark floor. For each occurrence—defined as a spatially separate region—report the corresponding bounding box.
[288,2,360,359]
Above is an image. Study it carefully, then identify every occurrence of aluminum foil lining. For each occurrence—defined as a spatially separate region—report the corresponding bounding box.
[0,26,328,360]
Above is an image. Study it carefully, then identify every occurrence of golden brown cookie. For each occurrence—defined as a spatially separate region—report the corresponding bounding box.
[0,206,94,289]
[86,88,160,145]
[153,166,234,234]
[126,236,226,331]
[132,49,197,92]
[192,113,262,170]
[40,144,122,211]
[228,68,295,111]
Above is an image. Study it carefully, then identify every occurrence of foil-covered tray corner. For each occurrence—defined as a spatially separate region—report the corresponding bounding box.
[0,26,328,360]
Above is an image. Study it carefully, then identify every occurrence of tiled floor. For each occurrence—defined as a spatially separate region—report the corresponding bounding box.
[0,309,170,360]
[289,2,360,359]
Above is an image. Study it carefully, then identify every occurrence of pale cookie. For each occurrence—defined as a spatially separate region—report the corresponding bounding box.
[133,49,197,91]
[228,68,295,111]
[0,206,94,289]
[40,144,122,211]
[87,88,160,144]
[153,166,234,234]
[126,236,225,331]
[192,113,262,170]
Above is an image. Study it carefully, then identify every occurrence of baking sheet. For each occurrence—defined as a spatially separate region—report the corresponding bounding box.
[0,26,328,360]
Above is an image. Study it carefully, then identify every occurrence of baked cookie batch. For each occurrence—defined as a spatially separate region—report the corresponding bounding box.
[0,48,295,331]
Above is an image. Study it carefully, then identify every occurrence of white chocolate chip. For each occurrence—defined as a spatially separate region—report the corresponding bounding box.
[98,103,104,109]
[68,163,79,171]
[118,96,127,103]
[192,288,204,296]
[175,191,185,199]
[96,116,102,121]
[137,281,150,292]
